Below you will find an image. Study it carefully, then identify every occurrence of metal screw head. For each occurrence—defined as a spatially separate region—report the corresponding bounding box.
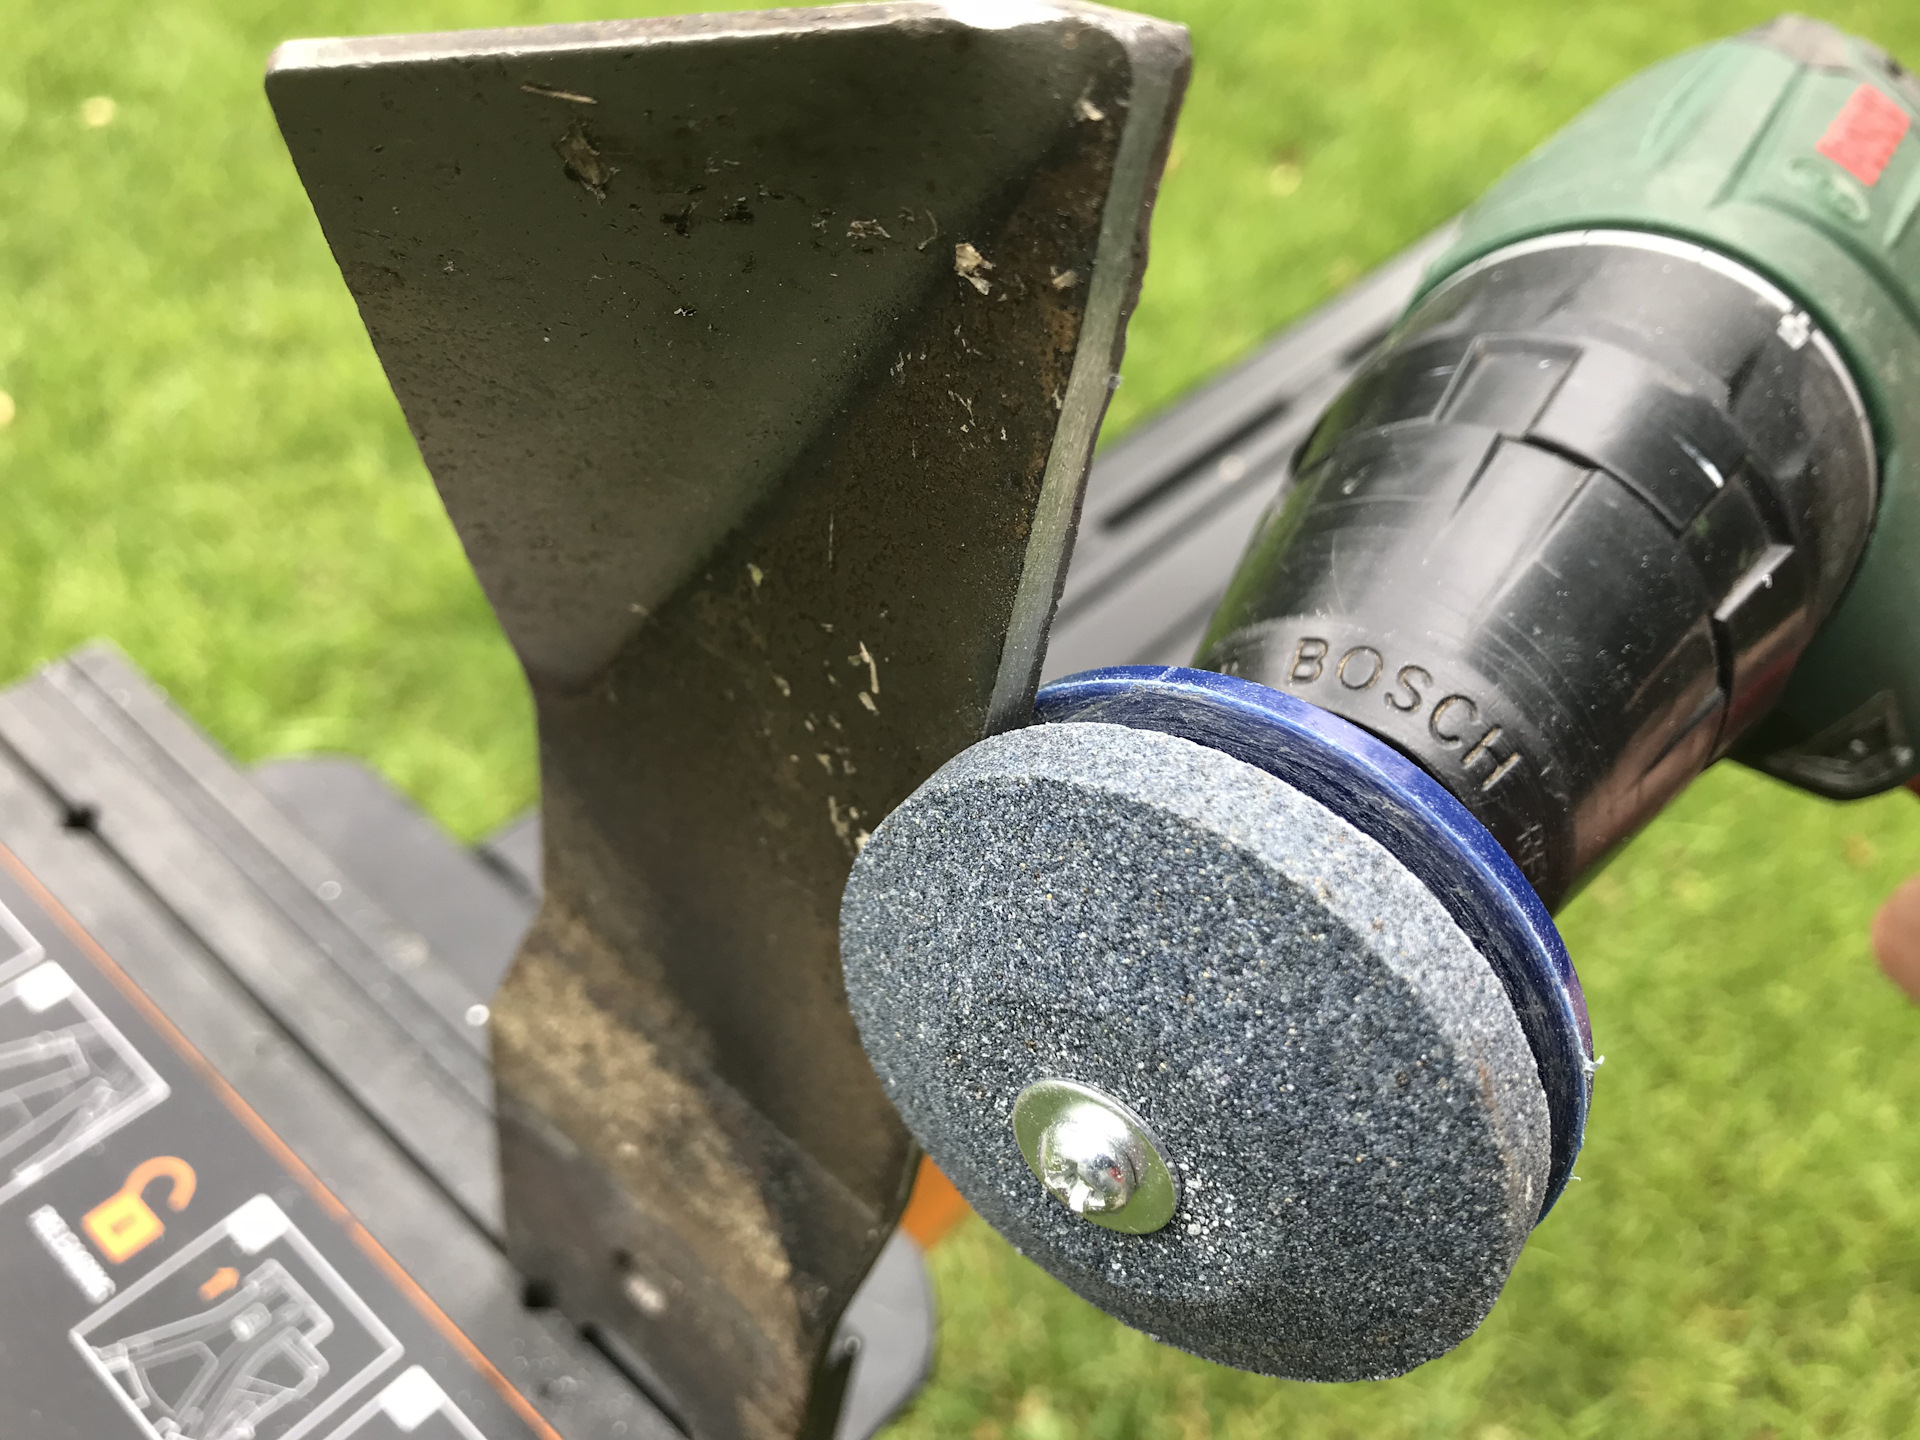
[1012,1079,1179,1234]
[1038,1108,1138,1215]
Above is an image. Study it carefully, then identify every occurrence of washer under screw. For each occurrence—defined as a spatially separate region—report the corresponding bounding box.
[1012,1078,1179,1234]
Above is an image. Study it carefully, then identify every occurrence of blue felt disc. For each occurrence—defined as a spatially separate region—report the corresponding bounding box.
[1034,665,1592,1216]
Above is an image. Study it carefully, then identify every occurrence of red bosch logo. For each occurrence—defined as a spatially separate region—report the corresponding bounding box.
[1817,83,1910,187]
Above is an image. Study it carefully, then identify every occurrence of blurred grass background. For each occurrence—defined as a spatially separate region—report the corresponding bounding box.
[5,0,1920,1435]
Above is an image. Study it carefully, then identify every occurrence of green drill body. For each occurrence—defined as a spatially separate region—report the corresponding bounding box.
[1426,17,1920,799]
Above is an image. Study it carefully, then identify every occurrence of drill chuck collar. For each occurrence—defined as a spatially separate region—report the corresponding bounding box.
[844,16,1920,1381]
[1204,228,1876,908]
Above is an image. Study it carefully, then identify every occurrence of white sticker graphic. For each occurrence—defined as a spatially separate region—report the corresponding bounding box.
[0,897,46,983]
[0,961,168,1206]
[71,1196,403,1440]
[323,1365,490,1439]
[29,1203,115,1303]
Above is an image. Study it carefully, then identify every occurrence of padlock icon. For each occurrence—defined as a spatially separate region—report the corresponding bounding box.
[82,1157,197,1264]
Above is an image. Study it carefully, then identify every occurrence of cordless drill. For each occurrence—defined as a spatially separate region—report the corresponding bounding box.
[845,15,1920,1381]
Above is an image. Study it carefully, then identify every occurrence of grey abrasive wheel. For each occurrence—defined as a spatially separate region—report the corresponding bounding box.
[842,719,1554,1379]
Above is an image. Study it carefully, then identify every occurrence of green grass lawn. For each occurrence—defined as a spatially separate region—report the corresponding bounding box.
[7,0,1920,1435]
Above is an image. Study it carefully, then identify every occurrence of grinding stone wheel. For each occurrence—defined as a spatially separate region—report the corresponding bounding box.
[843,716,1559,1379]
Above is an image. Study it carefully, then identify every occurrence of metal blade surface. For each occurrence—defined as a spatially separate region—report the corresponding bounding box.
[268,8,1186,1436]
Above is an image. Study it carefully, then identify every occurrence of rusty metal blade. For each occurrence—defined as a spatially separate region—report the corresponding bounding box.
[267,7,1186,1436]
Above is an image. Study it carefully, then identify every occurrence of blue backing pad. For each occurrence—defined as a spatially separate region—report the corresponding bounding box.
[1033,665,1593,1219]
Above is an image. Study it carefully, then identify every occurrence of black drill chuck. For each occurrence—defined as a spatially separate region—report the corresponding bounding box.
[1201,233,1875,905]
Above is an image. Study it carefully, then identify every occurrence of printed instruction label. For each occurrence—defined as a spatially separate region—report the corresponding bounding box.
[0,961,169,1207]
[0,864,537,1439]
[328,1366,492,1440]
[72,1196,403,1440]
